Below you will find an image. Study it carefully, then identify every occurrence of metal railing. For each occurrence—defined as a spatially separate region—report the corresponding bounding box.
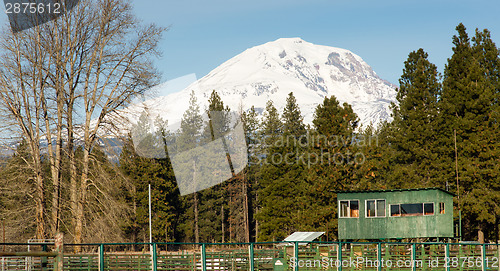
[0,240,499,271]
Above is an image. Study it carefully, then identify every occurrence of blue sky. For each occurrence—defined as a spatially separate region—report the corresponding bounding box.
[132,0,500,91]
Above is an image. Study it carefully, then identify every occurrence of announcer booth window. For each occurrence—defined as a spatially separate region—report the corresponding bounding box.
[366,199,386,217]
[424,203,434,216]
[339,200,359,218]
[390,204,401,217]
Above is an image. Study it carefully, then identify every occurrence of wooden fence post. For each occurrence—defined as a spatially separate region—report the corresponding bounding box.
[54,233,63,271]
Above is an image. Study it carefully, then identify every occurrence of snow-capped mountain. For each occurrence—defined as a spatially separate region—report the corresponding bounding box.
[119,37,397,130]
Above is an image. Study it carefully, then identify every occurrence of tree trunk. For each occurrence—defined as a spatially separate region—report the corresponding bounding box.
[194,192,199,243]
[75,146,90,244]
[49,87,63,236]
[65,87,78,245]
[35,170,45,240]
[69,137,78,243]
[221,205,225,243]
[32,103,45,240]
[478,225,485,244]
[49,29,64,237]
[243,174,250,243]
[193,160,200,243]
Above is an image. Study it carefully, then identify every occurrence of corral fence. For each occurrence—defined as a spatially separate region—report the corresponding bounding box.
[0,240,499,271]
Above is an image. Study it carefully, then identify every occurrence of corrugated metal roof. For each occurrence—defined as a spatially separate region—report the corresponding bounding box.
[283,232,325,243]
[335,187,455,196]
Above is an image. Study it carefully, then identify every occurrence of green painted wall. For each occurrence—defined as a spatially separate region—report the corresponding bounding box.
[337,188,454,240]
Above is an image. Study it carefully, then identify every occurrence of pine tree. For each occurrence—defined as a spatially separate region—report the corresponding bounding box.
[308,96,359,240]
[240,106,261,242]
[255,100,285,241]
[439,24,500,242]
[178,90,203,151]
[175,90,204,243]
[241,106,261,163]
[257,94,312,241]
[385,48,442,188]
[198,90,232,242]
[313,95,358,138]
[282,92,306,138]
[351,125,388,191]
[261,100,283,145]
[203,90,231,142]
[120,113,181,244]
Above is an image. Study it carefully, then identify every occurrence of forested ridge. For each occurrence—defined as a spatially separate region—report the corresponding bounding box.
[0,21,499,244]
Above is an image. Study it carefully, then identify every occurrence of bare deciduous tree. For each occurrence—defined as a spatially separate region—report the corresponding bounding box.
[0,0,165,243]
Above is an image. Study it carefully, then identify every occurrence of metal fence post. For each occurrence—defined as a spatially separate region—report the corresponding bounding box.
[294,241,299,271]
[152,243,157,271]
[411,243,416,271]
[497,244,500,271]
[377,242,382,271]
[201,243,207,271]
[99,244,104,271]
[482,244,486,271]
[338,242,342,271]
[445,243,450,271]
[249,243,254,271]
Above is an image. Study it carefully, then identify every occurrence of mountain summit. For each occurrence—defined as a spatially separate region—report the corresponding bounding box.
[124,38,397,129]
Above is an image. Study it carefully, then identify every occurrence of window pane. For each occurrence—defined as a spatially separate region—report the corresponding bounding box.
[439,202,445,214]
[377,200,386,217]
[424,203,434,215]
[340,201,349,217]
[350,200,359,218]
[367,200,376,217]
[390,205,400,217]
[401,203,423,216]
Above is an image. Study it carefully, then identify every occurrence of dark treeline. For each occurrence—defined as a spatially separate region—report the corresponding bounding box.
[1,23,499,244]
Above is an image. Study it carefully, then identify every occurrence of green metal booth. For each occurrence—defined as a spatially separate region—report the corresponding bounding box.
[337,188,454,240]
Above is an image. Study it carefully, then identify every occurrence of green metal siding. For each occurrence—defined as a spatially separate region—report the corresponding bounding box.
[338,189,454,240]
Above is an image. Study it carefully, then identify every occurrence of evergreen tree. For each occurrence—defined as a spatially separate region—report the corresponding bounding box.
[240,106,261,242]
[312,96,358,138]
[282,92,306,138]
[120,113,181,243]
[439,24,500,242]
[175,90,204,243]
[308,96,359,240]
[252,101,282,240]
[203,90,231,142]
[257,94,311,241]
[261,100,283,145]
[198,90,232,242]
[385,48,442,188]
[351,125,388,191]
[178,90,203,151]
[241,106,261,163]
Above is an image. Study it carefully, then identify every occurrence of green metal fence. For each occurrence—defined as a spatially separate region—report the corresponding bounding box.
[1,241,499,270]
